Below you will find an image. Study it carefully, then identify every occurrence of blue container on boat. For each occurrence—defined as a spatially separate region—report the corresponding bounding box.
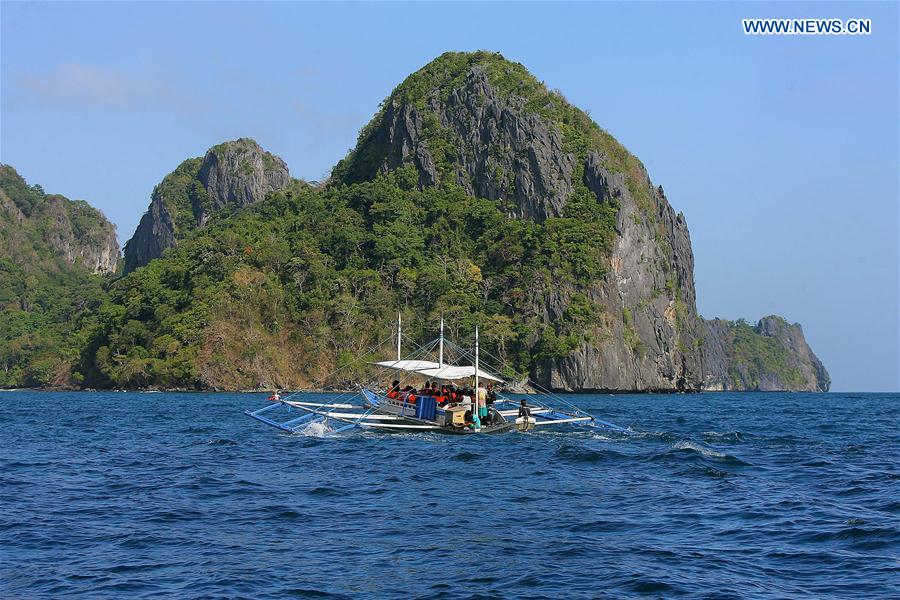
[416,396,437,421]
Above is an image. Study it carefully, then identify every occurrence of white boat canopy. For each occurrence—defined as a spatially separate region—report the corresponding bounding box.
[374,360,503,383]
[374,359,442,371]
[415,365,503,383]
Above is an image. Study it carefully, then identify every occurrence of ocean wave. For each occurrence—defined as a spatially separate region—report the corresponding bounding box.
[206,438,239,446]
[673,440,727,458]
[801,525,900,549]
[307,485,343,497]
[554,443,627,464]
[450,451,483,463]
[702,467,737,478]
[281,588,351,599]
[144,509,204,523]
[626,578,681,594]
[178,425,215,434]
[667,440,752,466]
[629,430,680,443]
[701,431,745,443]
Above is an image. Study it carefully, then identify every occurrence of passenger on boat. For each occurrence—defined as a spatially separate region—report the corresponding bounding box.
[436,385,449,405]
[445,385,456,403]
[518,399,531,419]
[387,380,401,399]
[476,382,488,423]
[486,383,497,406]
[268,390,281,402]
[402,385,417,405]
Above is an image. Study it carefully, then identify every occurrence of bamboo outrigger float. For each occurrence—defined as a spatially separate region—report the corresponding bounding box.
[245,315,632,437]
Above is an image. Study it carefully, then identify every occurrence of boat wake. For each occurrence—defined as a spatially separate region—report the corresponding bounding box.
[296,420,332,438]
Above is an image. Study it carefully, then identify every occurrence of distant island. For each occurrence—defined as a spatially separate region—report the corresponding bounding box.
[0,51,829,393]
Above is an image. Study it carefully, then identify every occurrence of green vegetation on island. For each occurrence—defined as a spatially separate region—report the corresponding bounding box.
[702,316,830,392]
[0,165,117,387]
[729,318,807,390]
[82,163,617,389]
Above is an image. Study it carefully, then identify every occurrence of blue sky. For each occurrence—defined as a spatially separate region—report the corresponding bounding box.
[2,2,897,391]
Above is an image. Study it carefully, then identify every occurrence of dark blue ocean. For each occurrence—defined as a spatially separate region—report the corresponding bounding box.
[1,391,898,599]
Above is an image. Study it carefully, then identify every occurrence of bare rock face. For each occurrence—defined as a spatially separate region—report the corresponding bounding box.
[124,139,291,272]
[533,162,704,391]
[122,191,178,273]
[441,68,577,222]
[702,316,831,392]
[701,318,731,389]
[42,196,119,274]
[346,67,576,222]
[0,164,119,275]
[197,138,292,225]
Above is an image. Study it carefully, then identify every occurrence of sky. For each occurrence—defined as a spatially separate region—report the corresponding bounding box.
[1,2,897,392]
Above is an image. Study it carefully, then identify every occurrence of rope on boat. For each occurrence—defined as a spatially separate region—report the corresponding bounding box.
[374,336,441,392]
[277,330,397,405]
[438,336,616,425]
[283,333,446,433]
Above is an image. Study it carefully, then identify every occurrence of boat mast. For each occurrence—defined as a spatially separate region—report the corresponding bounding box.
[475,325,481,429]
[439,316,444,368]
[397,312,402,361]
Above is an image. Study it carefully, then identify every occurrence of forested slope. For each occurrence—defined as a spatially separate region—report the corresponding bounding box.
[0,165,118,387]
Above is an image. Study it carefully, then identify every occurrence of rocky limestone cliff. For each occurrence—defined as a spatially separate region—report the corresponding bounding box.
[124,185,179,274]
[350,67,577,221]
[41,195,119,274]
[702,316,830,392]
[0,164,119,275]
[535,177,703,392]
[199,139,292,224]
[124,138,291,272]
[335,52,705,391]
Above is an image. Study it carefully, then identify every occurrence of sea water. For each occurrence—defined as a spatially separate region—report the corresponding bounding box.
[1,391,897,598]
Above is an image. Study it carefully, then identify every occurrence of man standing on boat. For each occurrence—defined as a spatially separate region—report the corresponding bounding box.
[476,382,488,425]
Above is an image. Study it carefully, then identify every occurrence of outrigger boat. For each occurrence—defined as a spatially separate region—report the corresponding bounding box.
[245,316,631,437]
